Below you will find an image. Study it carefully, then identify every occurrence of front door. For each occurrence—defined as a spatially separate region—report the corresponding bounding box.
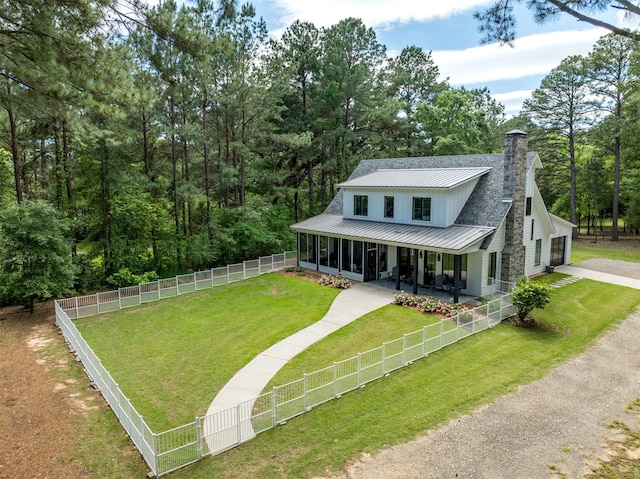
[365,243,378,282]
[550,236,566,266]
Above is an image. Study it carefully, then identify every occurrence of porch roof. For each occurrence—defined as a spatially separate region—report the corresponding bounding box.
[291,214,495,253]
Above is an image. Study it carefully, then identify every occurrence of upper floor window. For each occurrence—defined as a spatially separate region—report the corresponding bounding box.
[354,195,368,216]
[525,197,532,216]
[412,197,431,222]
[384,196,394,218]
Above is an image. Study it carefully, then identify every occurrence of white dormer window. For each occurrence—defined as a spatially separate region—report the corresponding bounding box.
[354,195,368,216]
[412,197,431,222]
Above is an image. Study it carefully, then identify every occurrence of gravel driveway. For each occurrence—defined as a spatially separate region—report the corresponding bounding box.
[321,260,640,479]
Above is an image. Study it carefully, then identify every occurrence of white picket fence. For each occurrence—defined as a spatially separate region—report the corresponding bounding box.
[57,252,297,319]
[55,255,515,477]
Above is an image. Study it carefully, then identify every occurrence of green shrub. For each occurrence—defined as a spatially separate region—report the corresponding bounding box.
[509,276,551,326]
[106,268,159,289]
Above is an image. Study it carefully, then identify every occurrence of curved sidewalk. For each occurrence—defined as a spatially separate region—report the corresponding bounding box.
[205,281,395,418]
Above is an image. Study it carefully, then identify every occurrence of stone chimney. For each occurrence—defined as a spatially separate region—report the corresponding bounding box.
[501,129,527,284]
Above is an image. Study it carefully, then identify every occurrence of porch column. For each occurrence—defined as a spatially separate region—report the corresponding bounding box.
[395,247,401,291]
[453,254,461,303]
[412,249,418,295]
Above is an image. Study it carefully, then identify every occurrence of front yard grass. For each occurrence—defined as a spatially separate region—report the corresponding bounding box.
[168,279,640,479]
[74,273,340,431]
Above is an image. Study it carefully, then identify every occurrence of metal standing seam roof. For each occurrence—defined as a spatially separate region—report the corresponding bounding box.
[337,167,492,189]
[291,214,495,253]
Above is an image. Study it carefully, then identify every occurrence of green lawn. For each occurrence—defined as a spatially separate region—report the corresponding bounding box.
[168,279,640,479]
[74,273,340,431]
[572,240,640,264]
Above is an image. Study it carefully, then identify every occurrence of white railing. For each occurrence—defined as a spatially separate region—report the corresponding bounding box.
[57,252,298,319]
[55,259,515,477]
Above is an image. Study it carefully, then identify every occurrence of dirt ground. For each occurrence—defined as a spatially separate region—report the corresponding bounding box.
[0,302,105,479]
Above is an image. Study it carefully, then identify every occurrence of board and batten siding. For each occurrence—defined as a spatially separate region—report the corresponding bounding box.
[477,221,506,297]
[341,179,479,228]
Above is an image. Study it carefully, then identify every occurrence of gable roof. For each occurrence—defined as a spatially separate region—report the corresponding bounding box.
[337,167,492,189]
[292,151,541,252]
[326,153,539,235]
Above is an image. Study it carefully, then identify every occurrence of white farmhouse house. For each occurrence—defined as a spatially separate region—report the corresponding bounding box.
[291,130,573,302]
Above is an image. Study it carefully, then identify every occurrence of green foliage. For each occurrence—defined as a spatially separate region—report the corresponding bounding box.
[72,254,105,293]
[0,149,13,208]
[509,276,552,325]
[474,1,639,45]
[106,268,159,288]
[0,200,74,310]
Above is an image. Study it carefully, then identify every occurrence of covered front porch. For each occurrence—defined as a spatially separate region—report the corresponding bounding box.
[292,216,496,303]
[298,234,480,303]
[366,275,479,305]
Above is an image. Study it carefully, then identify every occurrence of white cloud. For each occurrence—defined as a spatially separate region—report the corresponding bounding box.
[432,28,607,86]
[492,90,533,116]
[271,0,492,30]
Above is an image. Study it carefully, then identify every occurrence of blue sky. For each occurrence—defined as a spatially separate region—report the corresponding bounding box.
[249,0,624,116]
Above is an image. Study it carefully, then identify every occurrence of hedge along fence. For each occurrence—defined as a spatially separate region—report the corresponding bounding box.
[56,252,298,319]
[55,256,515,477]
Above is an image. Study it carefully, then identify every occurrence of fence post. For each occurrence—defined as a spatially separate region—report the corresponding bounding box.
[439,321,443,349]
[303,373,307,411]
[272,387,277,427]
[96,293,100,314]
[357,353,361,387]
[243,261,246,280]
[236,403,242,444]
[193,272,197,290]
[456,313,460,341]
[157,279,161,300]
[422,325,426,357]
[333,363,337,398]
[402,334,407,365]
[75,297,79,319]
[227,265,230,284]
[272,254,275,272]
[151,431,158,478]
[118,288,122,310]
[195,417,203,460]
[381,343,386,375]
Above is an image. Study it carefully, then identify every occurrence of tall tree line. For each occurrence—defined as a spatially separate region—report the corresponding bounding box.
[519,32,640,241]
[0,0,505,295]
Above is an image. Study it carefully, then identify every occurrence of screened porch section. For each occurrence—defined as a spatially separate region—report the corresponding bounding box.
[296,232,470,300]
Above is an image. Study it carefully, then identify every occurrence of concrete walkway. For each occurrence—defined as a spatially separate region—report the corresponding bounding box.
[206,282,395,415]
[555,264,640,289]
[203,282,395,449]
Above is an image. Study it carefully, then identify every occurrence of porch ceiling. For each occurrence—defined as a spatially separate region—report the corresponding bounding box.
[292,214,495,253]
